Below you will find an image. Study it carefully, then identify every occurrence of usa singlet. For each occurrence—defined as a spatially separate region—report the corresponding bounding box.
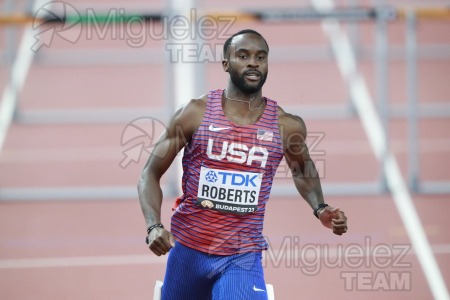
[171,89,284,255]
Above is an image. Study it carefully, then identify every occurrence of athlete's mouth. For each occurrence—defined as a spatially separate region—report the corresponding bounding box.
[244,70,261,81]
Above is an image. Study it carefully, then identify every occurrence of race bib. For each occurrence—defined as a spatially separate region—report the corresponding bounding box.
[196,166,263,215]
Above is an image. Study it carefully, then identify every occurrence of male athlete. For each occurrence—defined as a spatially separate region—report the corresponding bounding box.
[138,29,348,300]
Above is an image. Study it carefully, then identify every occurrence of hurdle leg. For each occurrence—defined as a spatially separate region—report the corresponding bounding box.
[153,280,163,300]
[266,283,275,300]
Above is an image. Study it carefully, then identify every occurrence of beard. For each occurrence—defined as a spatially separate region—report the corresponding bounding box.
[229,68,268,94]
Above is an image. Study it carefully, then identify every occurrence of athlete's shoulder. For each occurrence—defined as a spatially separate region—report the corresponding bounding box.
[181,93,208,113]
[175,94,207,122]
[277,105,307,137]
[168,94,209,139]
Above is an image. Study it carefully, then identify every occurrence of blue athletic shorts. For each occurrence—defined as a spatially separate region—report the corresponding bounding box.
[161,242,268,300]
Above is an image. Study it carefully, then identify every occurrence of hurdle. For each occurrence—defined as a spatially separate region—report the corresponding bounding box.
[153,281,163,300]
[153,280,275,300]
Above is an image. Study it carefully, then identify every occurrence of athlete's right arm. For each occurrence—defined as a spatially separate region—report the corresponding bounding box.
[138,97,206,256]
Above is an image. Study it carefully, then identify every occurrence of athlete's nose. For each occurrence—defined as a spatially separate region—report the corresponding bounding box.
[247,56,259,68]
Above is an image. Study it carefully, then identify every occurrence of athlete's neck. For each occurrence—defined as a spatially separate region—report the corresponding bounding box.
[221,89,266,125]
[224,87,262,103]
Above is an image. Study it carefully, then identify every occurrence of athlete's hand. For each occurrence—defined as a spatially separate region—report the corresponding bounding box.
[318,207,348,235]
[147,227,175,256]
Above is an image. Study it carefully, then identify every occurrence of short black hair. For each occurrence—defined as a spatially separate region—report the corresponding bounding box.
[223,29,269,58]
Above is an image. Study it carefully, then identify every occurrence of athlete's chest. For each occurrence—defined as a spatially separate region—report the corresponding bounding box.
[199,124,280,168]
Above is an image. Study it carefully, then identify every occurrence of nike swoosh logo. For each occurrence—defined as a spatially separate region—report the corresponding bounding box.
[209,124,230,132]
[253,285,266,292]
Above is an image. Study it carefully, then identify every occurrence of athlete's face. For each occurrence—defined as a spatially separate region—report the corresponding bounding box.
[223,33,269,94]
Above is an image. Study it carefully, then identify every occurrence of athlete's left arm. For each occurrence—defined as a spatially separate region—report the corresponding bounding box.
[279,108,348,235]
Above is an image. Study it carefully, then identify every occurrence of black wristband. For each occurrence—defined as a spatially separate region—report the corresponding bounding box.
[313,204,329,219]
[146,223,164,244]
[147,223,164,235]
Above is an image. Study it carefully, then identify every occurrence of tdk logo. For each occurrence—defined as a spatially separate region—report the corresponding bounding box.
[205,170,218,183]
[217,171,258,187]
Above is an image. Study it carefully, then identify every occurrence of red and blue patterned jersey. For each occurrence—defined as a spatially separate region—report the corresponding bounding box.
[171,89,284,255]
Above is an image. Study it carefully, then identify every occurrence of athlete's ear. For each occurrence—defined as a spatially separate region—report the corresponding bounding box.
[222,59,229,72]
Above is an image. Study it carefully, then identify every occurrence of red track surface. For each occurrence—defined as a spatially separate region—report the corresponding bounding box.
[1,2,449,299]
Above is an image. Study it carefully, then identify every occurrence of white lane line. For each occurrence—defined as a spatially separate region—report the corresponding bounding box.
[0,147,124,163]
[1,244,449,269]
[1,138,448,163]
[264,243,450,260]
[0,255,167,269]
[310,1,449,299]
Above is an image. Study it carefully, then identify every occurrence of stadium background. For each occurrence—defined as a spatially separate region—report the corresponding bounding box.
[0,0,449,299]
